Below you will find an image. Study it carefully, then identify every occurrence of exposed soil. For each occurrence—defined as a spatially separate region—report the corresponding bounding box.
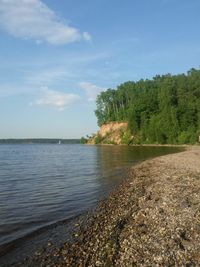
[6,146,200,266]
[87,122,129,144]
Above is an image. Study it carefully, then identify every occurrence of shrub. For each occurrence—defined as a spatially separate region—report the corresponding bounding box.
[80,137,88,144]
[94,134,104,144]
[121,130,132,145]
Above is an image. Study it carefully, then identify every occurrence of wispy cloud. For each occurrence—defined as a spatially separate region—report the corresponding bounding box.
[25,68,75,86]
[0,84,27,97]
[0,50,110,99]
[0,0,91,45]
[82,32,92,42]
[32,87,80,110]
[79,82,106,101]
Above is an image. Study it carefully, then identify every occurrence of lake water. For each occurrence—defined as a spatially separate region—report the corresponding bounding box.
[0,144,182,250]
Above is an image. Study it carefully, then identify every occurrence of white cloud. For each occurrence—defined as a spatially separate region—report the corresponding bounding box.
[0,0,91,45]
[33,87,80,110]
[83,32,92,42]
[79,82,106,101]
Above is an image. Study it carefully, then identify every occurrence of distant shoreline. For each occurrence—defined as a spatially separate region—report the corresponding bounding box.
[0,139,80,144]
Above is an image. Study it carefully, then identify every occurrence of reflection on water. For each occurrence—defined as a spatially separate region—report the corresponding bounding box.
[0,144,182,247]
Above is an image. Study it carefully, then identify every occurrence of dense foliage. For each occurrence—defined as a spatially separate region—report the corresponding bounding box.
[80,137,88,144]
[95,68,200,144]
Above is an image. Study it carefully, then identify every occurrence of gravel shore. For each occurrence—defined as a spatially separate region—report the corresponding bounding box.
[9,146,200,266]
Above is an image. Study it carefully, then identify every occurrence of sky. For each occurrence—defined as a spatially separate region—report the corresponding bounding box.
[0,0,200,138]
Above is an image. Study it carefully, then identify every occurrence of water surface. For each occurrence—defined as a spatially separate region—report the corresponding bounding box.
[0,144,182,248]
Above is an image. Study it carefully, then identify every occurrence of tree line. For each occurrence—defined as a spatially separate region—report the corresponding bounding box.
[95,68,200,144]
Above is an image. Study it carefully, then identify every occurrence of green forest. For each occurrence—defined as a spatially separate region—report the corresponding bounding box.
[95,68,200,144]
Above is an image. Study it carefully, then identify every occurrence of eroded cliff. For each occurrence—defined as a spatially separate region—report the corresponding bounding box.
[88,122,133,145]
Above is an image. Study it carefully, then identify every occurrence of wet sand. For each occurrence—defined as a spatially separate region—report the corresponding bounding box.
[4,146,200,266]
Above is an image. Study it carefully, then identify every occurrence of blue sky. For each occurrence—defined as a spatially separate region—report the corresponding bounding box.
[0,0,200,138]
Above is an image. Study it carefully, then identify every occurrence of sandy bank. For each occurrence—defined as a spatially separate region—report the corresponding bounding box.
[11,147,200,266]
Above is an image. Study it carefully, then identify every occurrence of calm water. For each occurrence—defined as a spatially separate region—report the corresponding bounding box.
[0,144,182,248]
